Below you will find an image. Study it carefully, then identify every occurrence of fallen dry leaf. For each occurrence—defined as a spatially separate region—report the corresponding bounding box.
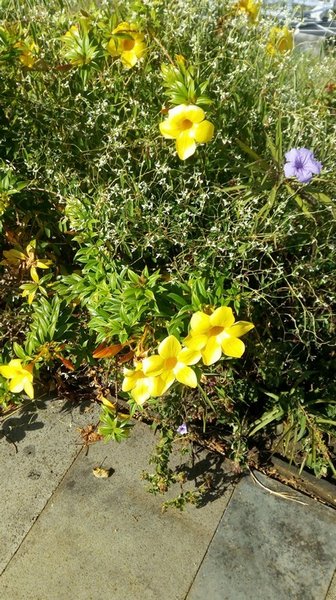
[79,424,103,446]
[92,466,113,479]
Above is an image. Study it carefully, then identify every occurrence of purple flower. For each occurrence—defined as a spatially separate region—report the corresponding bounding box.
[176,423,188,435]
[284,148,322,183]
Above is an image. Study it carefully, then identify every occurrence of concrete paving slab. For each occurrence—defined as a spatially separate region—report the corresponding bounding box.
[0,397,100,575]
[0,422,234,600]
[186,472,336,600]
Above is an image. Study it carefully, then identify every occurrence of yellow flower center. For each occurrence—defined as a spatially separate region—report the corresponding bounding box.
[209,326,224,337]
[164,357,177,370]
[180,119,193,131]
[122,38,135,51]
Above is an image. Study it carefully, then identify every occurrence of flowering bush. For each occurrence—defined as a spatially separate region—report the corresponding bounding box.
[0,0,335,492]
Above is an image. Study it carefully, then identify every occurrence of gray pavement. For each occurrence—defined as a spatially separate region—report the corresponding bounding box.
[187,473,336,600]
[0,398,335,600]
[0,397,98,575]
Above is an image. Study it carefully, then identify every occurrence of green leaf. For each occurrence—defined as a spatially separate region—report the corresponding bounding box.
[256,184,279,221]
[249,406,284,436]
[266,134,278,164]
[13,342,28,360]
[297,414,307,441]
[309,192,336,217]
[98,407,134,442]
[285,185,314,219]
[275,116,282,162]
[236,139,269,171]
[128,270,139,284]
[166,292,188,307]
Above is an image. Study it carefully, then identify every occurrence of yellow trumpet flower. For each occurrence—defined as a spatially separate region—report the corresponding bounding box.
[122,362,166,405]
[184,307,254,366]
[235,0,260,22]
[142,335,200,390]
[0,359,34,399]
[159,104,214,160]
[267,26,294,55]
[107,22,146,69]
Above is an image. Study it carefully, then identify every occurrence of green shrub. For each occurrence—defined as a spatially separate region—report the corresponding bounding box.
[0,0,335,488]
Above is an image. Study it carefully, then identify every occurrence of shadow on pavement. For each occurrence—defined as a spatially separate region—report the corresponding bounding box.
[179,448,242,507]
[0,399,47,446]
[0,392,95,448]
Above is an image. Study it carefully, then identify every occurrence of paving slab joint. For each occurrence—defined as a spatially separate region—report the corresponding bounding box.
[325,570,336,600]
[183,483,236,600]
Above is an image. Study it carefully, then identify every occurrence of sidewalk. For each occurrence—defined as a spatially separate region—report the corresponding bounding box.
[0,398,335,599]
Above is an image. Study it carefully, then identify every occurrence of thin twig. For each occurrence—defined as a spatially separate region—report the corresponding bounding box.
[152,35,175,65]
[248,466,308,505]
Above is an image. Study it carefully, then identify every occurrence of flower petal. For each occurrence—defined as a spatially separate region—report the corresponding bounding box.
[308,159,322,175]
[190,311,211,334]
[0,365,16,379]
[107,38,120,56]
[152,374,175,396]
[122,376,134,392]
[225,321,254,338]
[159,120,180,139]
[9,359,24,367]
[158,335,181,359]
[175,365,197,388]
[284,162,297,178]
[142,355,164,376]
[177,423,188,435]
[176,131,196,160]
[183,105,205,123]
[184,333,208,351]
[201,337,222,366]
[221,336,245,358]
[132,37,146,57]
[177,347,202,365]
[112,22,132,34]
[285,149,299,163]
[24,380,34,399]
[131,379,153,405]
[297,148,313,165]
[285,148,299,163]
[296,169,313,183]
[121,50,138,69]
[122,370,143,392]
[210,306,235,328]
[9,376,24,393]
[192,120,215,143]
[167,104,189,120]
